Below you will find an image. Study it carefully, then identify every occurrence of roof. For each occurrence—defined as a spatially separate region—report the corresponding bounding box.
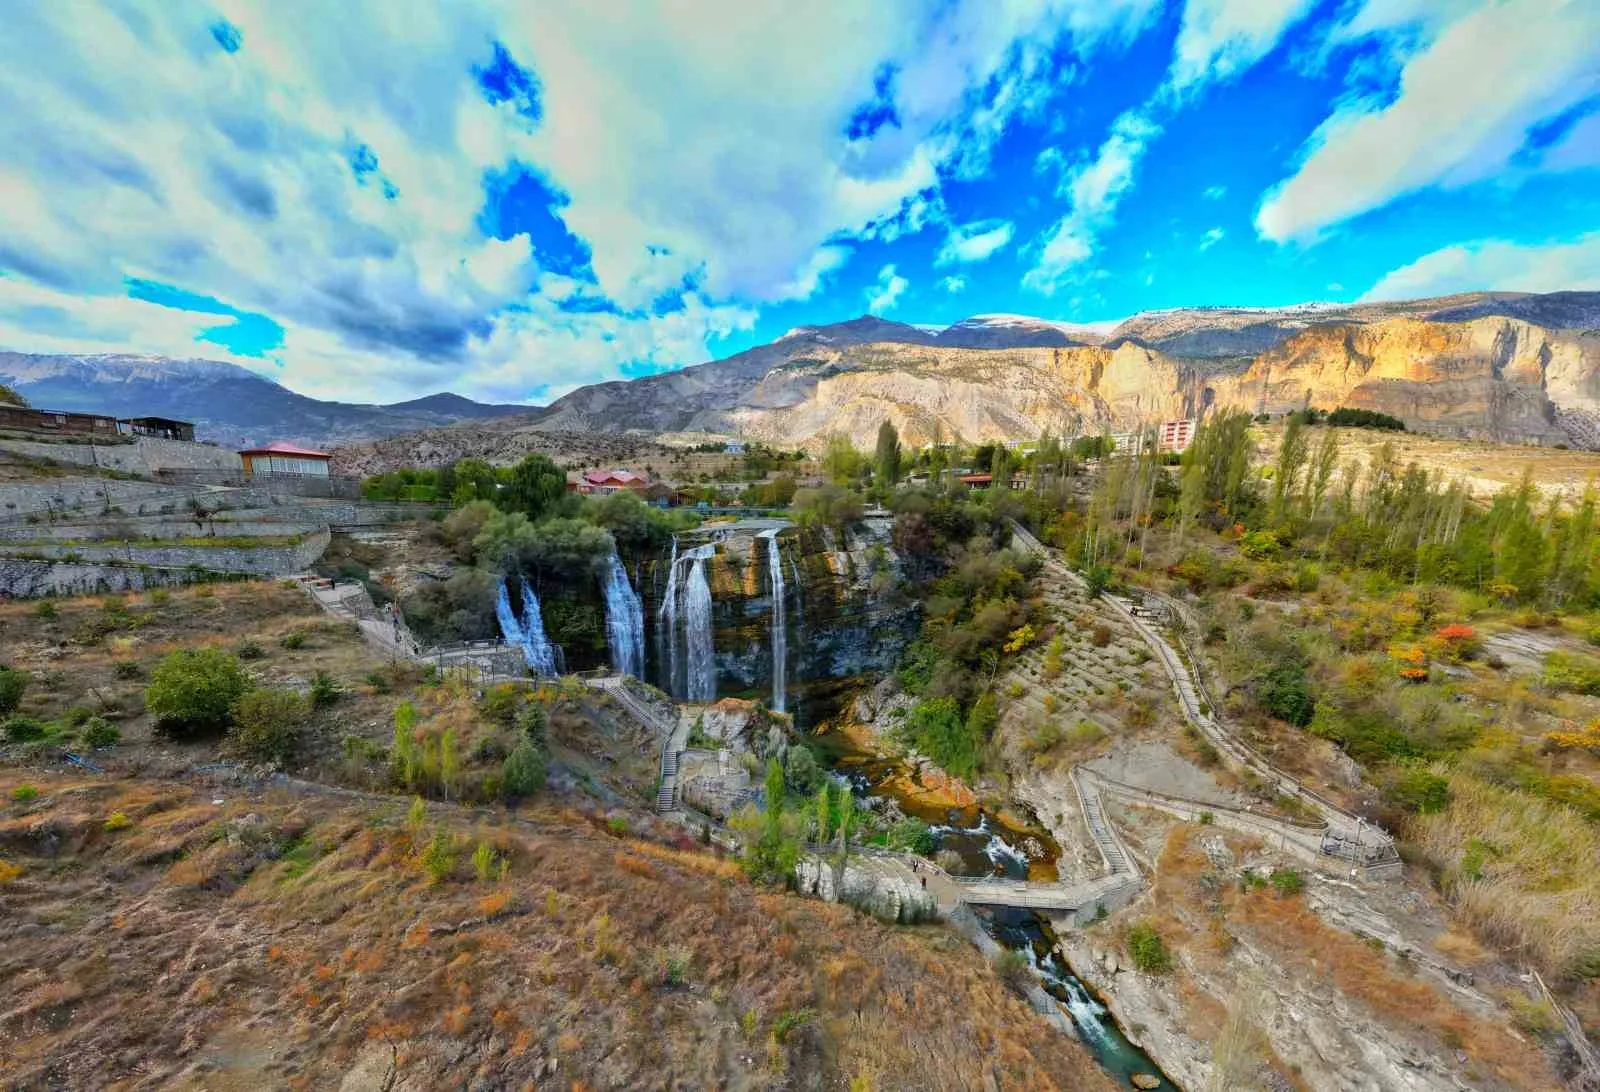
[239,442,332,458]
[583,469,647,484]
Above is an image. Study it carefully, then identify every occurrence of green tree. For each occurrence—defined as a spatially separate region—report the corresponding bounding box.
[1270,413,1308,526]
[874,420,902,492]
[823,434,867,485]
[393,701,420,787]
[145,648,250,736]
[440,727,460,801]
[502,736,547,800]
[449,458,501,506]
[904,698,979,780]
[504,453,567,522]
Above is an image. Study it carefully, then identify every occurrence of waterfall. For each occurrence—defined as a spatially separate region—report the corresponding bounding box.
[601,546,646,677]
[494,577,524,648]
[515,575,559,675]
[659,537,680,694]
[762,529,786,713]
[682,544,716,702]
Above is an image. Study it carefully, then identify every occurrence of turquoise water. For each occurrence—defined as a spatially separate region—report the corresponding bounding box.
[981,907,1174,1089]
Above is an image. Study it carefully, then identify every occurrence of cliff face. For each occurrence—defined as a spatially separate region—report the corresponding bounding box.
[1206,317,1600,445]
[641,522,918,728]
[510,292,1600,451]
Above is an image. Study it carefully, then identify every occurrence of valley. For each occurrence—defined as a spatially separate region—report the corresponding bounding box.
[4,367,1600,1091]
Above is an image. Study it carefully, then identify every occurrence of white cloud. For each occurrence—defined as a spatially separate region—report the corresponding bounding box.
[939,274,968,293]
[866,264,910,313]
[1360,233,1600,301]
[1203,184,1227,199]
[936,219,1016,266]
[1198,226,1225,250]
[0,0,1157,402]
[1168,0,1319,92]
[1256,0,1600,243]
[1023,110,1159,294]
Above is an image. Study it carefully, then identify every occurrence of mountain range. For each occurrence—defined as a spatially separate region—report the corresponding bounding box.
[6,290,1600,458]
[0,353,527,448]
[520,290,1600,450]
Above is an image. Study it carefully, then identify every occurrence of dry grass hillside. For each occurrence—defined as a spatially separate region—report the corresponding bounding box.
[1254,420,1600,502]
[0,771,1116,1091]
[0,580,1119,1090]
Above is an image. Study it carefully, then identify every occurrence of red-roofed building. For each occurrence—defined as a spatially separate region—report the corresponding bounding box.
[574,469,651,496]
[239,442,333,478]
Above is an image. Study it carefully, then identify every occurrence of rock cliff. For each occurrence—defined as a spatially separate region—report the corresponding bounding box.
[513,290,1600,451]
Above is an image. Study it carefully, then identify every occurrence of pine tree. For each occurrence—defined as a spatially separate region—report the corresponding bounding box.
[874,421,902,492]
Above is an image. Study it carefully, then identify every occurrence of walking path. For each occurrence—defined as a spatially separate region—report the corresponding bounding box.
[1006,520,1400,881]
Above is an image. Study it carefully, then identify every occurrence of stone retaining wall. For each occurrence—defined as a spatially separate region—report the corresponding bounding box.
[0,558,251,597]
[0,516,323,543]
[1,528,329,585]
[0,435,241,475]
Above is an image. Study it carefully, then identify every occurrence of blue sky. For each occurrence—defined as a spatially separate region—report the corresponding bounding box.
[0,0,1595,404]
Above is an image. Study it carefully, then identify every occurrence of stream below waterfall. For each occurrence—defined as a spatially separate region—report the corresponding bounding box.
[812,711,1174,1088]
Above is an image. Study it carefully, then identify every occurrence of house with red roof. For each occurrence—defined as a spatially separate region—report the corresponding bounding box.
[238,441,333,478]
[573,469,651,496]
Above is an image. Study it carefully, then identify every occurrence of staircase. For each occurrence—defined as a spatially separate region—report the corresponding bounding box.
[1073,769,1134,878]
[656,747,680,812]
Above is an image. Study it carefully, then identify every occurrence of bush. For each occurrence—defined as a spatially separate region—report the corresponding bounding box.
[420,829,456,885]
[12,784,38,803]
[2,716,45,743]
[79,716,121,749]
[1542,651,1600,696]
[501,737,547,800]
[104,811,133,832]
[34,601,58,620]
[1269,868,1304,896]
[1125,922,1172,974]
[1259,659,1314,726]
[112,660,142,680]
[1090,624,1112,648]
[280,632,307,650]
[1390,766,1451,814]
[0,666,29,716]
[783,745,824,796]
[146,649,250,736]
[889,817,935,855]
[993,948,1030,993]
[236,641,265,660]
[228,687,306,762]
[308,671,341,708]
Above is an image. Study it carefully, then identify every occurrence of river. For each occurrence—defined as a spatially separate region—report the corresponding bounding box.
[811,712,1176,1089]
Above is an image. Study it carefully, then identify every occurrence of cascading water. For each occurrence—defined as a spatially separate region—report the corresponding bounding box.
[515,575,559,675]
[762,529,786,713]
[494,577,524,647]
[659,537,680,695]
[601,547,646,677]
[682,543,716,702]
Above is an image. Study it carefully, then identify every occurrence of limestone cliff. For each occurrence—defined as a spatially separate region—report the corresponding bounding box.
[327,291,1600,463]
[1205,317,1600,446]
[516,291,1600,451]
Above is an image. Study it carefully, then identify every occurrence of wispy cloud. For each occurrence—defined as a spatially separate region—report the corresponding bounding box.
[1198,226,1225,251]
[936,219,1015,266]
[866,264,910,313]
[1361,233,1600,301]
[1256,0,1600,243]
